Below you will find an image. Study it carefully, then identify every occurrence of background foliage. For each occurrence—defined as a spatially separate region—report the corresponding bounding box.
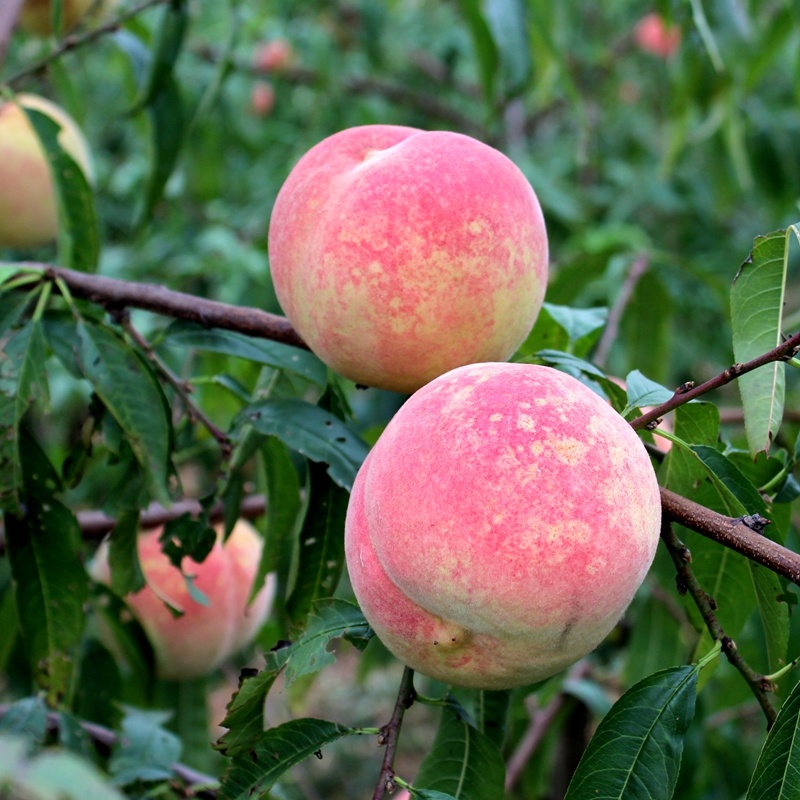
[2,1,800,798]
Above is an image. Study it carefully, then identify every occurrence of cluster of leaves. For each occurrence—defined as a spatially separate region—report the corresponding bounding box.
[2,1,800,799]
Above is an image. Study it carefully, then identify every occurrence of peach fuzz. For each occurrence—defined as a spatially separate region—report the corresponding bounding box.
[345,363,662,689]
[91,520,274,680]
[268,125,548,393]
[0,94,93,249]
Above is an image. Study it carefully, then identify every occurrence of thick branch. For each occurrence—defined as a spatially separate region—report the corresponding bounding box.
[631,330,800,431]
[660,487,800,587]
[20,264,308,349]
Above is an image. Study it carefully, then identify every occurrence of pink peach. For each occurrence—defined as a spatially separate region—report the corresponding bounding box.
[345,363,661,689]
[268,126,548,393]
[634,13,681,59]
[91,520,274,680]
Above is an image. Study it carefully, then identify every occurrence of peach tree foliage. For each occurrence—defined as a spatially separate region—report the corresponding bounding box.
[2,1,800,799]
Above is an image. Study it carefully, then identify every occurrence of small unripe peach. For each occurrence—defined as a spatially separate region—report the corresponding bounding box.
[250,81,276,117]
[345,363,661,690]
[18,0,117,36]
[0,94,93,249]
[268,126,548,393]
[90,520,275,680]
[634,13,681,59]
[253,39,295,73]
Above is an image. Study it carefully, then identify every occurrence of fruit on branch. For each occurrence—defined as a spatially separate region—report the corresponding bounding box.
[633,13,681,59]
[90,520,274,680]
[18,0,117,36]
[345,362,662,689]
[269,125,549,393]
[253,39,295,72]
[0,94,93,249]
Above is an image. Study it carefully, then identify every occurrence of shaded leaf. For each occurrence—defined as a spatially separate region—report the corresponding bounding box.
[109,707,182,786]
[163,320,326,387]
[218,718,363,800]
[285,462,349,629]
[0,695,48,743]
[240,398,369,491]
[485,0,531,94]
[731,226,799,456]
[564,665,701,800]
[107,511,145,597]
[746,673,800,799]
[456,0,499,102]
[530,349,606,379]
[25,108,100,272]
[414,708,506,800]
[284,599,373,687]
[623,370,673,416]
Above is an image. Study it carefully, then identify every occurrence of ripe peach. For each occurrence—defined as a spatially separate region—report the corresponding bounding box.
[253,39,295,73]
[268,126,548,393]
[345,363,661,689]
[18,0,117,36]
[0,94,93,249]
[634,13,681,59]
[90,520,274,680]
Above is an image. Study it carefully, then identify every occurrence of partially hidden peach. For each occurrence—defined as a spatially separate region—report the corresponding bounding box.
[253,39,295,73]
[91,520,274,680]
[18,0,117,36]
[345,362,662,689]
[268,126,549,393]
[0,94,93,249]
[634,13,681,59]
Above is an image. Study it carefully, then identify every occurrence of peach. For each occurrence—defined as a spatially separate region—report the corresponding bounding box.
[250,81,276,117]
[634,13,681,59]
[268,126,548,393]
[0,94,93,249]
[345,363,661,689]
[18,0,116,36]
[91,520,275,680]
[253,39,295,73]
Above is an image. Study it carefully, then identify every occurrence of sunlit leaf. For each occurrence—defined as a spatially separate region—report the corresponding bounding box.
[731,226,799,456]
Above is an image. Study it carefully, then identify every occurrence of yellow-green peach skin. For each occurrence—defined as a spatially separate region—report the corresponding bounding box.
[91,520,274,680]
[268,125,548,394]
[0,94,93,249]
[345,363,662,690]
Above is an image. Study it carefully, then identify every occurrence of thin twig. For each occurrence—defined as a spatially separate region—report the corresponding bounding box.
[593,254,648,368]
[659,520,777,727]
[120,313,232,457]
[4,0,170,87]
[372,667,416,800]
[630,330,800,431]
[660,487,800,587]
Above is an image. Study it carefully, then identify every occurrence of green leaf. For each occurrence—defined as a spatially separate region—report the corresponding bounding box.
[411,792,460,800]
[414,708,506,800]
[731,226,799,456]
[0,320,49,514]
[622,370,673,416]
[107,511,145,596]
[25,108,100,272]
[476,690,511,751]
[564,665,701,800]
[456,0,499,102]
[108,707,182,786]
[0,285,36,337]
[0,695,48,743]
[218,718,363,800]
[239,398,369,492]
[214,648,292,758]
[746,673,800,799]
[163,320,327,387]
[543,303,609,343]
[530,349,606,379]
[74,320,172,503]
[690,445,768,517]
[485,0,531,94]
[285,462,349,628]
[284,599,373,687]
[5,432,89,705]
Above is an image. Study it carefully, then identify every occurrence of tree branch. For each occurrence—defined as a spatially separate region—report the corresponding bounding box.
[4,0,171,87]
[372,667,416,800]
[660,487,800,587]
[659,521,777,727]
[630,331,800,431]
